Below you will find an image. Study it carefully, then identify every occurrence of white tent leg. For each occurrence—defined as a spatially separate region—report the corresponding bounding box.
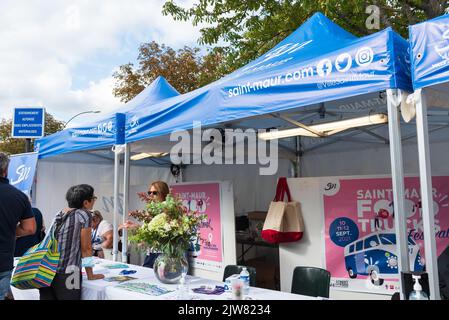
[122,144,130,263]
[112,147,120,262]
[386,88,409,300]
[415,89,440,300]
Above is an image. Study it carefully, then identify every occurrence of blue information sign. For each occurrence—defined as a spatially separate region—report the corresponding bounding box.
[12,107,45,138]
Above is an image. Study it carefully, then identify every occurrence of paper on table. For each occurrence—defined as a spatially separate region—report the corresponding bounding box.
[101,263,129,269]
[115,282,174,296]
[103,276,137,283]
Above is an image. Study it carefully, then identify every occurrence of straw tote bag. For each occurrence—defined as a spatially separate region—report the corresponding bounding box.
[261,177,305,243]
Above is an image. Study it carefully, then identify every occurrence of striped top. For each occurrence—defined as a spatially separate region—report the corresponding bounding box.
[54,209,92,273]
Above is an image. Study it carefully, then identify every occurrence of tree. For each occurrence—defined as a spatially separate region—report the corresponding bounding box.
[112,41,228,103]
[162,0,447,70]
[0,112,64,155]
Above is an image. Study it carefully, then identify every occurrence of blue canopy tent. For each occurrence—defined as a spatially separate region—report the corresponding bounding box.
[35,76,179,159]
[121,12,414,297]
[408,14,449,300]
[125,13,411,142]
[34,76,179,261]
[117,75,180,113]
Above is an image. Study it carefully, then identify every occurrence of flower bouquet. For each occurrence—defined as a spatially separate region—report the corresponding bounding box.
[129,192,207,283]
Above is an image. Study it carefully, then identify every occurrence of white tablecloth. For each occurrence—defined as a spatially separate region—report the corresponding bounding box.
[10,285,40,300]
[11,257,151,300]
[81,258,153,300]
[11,258,316,300]
[104,268,315,300]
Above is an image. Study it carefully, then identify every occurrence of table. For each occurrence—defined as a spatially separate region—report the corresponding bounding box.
[81,258,153,300]
[10,285,40,300]
[10,257,151,300]
[104,268,314,300]
[105,278,313,300]
[11,258,315,300]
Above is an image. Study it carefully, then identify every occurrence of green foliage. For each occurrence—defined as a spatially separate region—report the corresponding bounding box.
[112,41,227,102]
[0,112,64,154]
[129,194,207,257]
[114,1,447,103]
[163,0,447,70]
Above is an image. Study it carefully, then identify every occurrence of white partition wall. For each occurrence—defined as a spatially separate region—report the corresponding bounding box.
[183,160,292,214]
[300,139,449,177]
[35,160,175,228]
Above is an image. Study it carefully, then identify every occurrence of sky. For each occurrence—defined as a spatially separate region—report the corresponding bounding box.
[0,0,201,127]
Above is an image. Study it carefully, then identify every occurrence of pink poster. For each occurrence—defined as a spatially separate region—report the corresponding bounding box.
[323,176,449,294]
[171,183,223,270]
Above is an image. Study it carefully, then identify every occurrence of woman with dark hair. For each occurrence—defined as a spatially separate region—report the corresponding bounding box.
[39,184,104,300]
[119,180,170,268]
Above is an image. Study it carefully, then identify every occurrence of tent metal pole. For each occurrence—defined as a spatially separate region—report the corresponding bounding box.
[112,146,120,262]
[386,89,409,300]
[278,142,297,157]
[274,114,324,137]
[179,165,184,183]
[296,136,301,177]
[415,89,440,300]
[402,125,449,142]
[355,127,389,144]
[302,124,385,153]
[122,144,130,263]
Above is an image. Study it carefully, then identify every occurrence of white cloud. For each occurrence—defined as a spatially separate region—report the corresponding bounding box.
[0,0,200,123]
[65,77,122,127]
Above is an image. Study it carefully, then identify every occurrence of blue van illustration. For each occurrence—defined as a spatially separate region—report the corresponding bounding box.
[344,232,424,286]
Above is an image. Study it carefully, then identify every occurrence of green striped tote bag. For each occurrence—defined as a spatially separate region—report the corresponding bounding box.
[11,223,60,289]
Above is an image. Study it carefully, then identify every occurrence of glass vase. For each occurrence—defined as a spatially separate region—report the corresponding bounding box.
[153,253,189,284]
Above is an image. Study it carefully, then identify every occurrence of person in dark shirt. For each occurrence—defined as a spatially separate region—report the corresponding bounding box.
[15,206,45,257]
[438,244,449,300]
[0,152,36,300]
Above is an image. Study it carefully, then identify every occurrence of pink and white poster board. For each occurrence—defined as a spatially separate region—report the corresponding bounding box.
[322,176,449,294]
[171,182,224,272]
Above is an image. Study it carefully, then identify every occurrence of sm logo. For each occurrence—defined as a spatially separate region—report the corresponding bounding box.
[10,165,32,186]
